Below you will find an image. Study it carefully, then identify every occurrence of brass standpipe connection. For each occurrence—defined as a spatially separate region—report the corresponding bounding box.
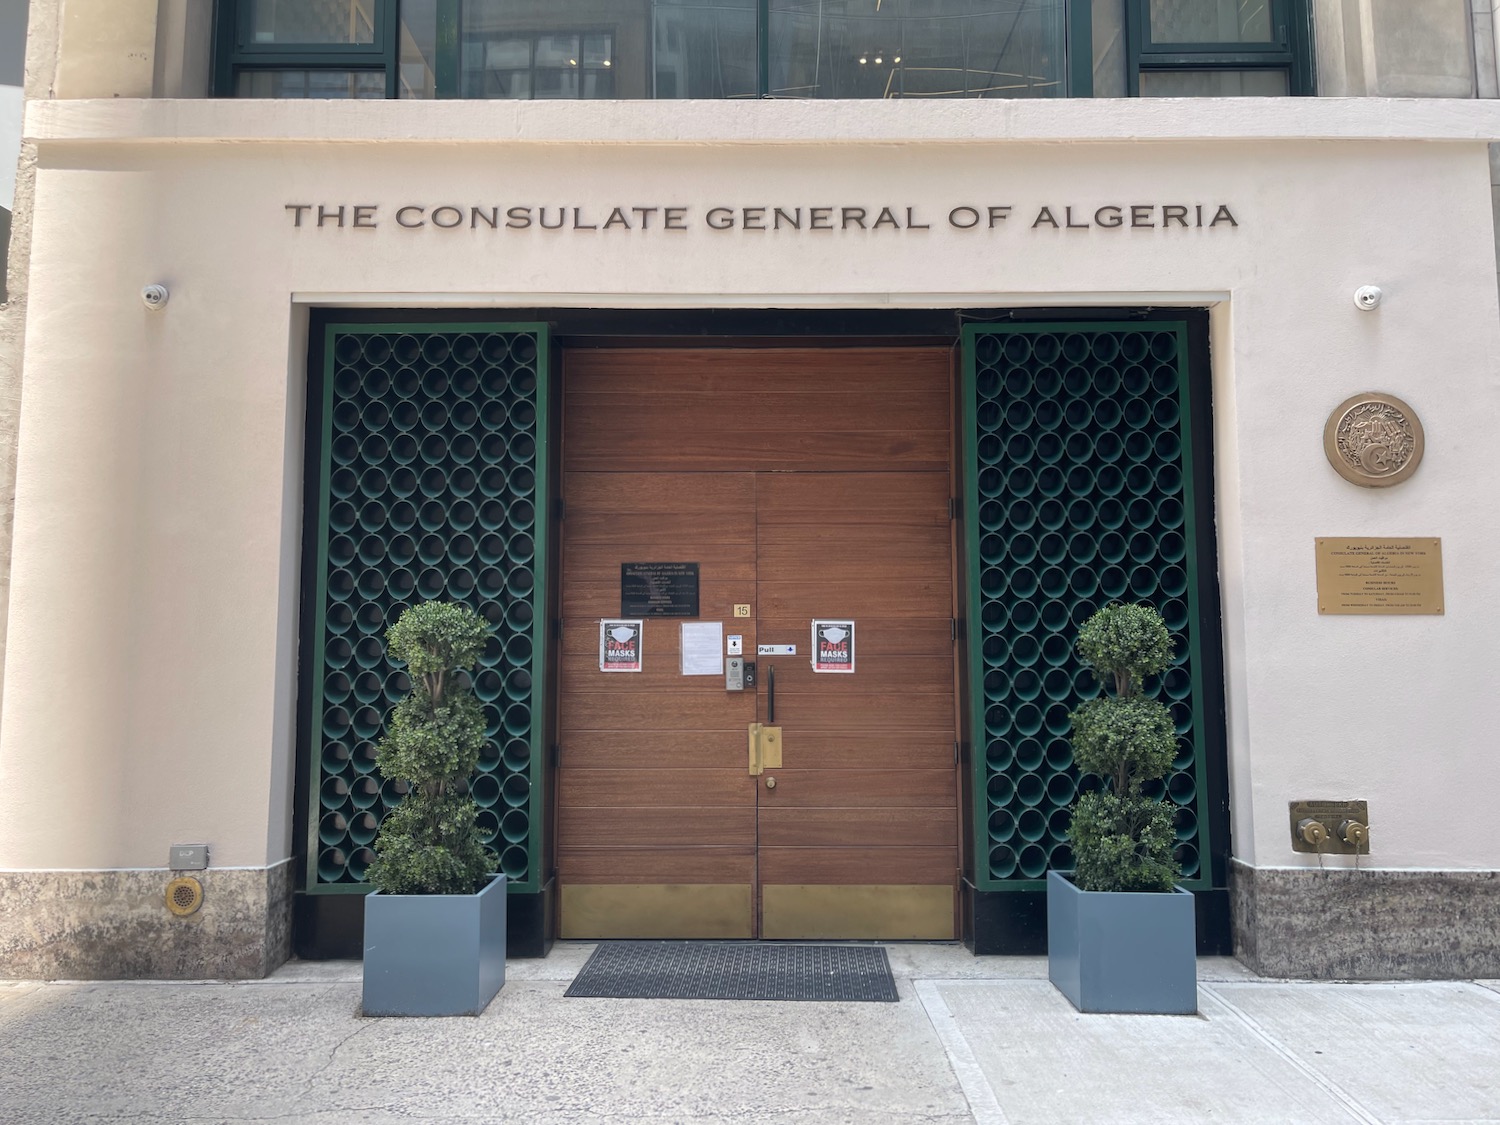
[1297,818,1330,870]
[1297,818,1329,848]
[1339,820,1369,868]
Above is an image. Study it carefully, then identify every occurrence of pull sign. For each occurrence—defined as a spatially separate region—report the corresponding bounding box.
[758,644,796,656]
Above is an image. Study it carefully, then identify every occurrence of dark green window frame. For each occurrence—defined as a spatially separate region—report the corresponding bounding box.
[214,0,1313,100]
[213,0,404,99]
[1125,0,1315,97]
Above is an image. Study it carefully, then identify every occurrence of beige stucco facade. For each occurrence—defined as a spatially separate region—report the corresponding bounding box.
[3,0,1500,978]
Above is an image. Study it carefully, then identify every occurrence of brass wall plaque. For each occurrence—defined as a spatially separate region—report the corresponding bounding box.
[1323,392,1424,487]
[1289,800,1369,856]
[1315,537,1443,615]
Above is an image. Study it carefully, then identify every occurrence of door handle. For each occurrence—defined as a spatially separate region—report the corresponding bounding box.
[767,664,776,724]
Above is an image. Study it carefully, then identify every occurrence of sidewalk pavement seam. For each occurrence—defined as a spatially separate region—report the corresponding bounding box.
[914,979,1008,1125]
[1200,984,1381,1125]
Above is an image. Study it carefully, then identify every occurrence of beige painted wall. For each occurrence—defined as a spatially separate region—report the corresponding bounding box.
[54,0,158,100]
[2,100,1500,878]
[5,2,1500,881]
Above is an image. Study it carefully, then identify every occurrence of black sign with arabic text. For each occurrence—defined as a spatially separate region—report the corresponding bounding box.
[621,562,700,617]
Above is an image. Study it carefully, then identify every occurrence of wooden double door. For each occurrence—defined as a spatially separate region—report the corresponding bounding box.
[556,346,959,939]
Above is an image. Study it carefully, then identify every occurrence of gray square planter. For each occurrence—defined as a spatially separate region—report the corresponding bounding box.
[362,873,506,1017]
[1046,869,1197,1014]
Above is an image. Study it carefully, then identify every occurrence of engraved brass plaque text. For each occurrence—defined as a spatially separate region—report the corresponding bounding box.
[1315,537,1443,615]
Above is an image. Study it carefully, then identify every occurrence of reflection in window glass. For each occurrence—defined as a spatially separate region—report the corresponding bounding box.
[768,0,1064,99]
[1091,0,1126,97]
[1147,0,1272,44]
[652,0,758,99]
[236,69,387,97]
[248,0,378,45]
[394,2,637,100]
[397,1,628,100]
[397,0,438,98]
[1138,68,1287,96]
[453,30,617,99]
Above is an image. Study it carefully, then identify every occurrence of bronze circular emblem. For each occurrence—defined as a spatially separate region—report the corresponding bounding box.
[1323,392,1424,487]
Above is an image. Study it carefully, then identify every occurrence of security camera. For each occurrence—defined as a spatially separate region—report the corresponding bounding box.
[1353,285,1382,311]
[141,284,170,310]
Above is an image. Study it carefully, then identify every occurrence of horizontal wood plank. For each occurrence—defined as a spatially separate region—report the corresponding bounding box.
[560,731,747,770]
[562,473,756,544]
[745,733,956,771]
[559,807,756,848]
[757,578,950,619]
[758,807,957,848]
[761,655,954,695]
[757,473,949,525]
[758,524,950,571]
[560,691,753,733]
[758,769,956,808]
[760,691,954,731]
[568,391,948,435]
[565,348,950,398]
[758,846,956,885]
[559,769,754,808]
[558,848,754,884]
[564,434,949,474]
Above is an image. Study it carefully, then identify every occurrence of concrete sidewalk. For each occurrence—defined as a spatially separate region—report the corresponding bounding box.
[1,945,1497,1124]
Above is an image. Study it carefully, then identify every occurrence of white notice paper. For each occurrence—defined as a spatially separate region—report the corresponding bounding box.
[680,622,724,676]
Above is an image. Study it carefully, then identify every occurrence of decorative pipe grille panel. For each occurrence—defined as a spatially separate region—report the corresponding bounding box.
[306,324,548,893]
[963,323,1212,891]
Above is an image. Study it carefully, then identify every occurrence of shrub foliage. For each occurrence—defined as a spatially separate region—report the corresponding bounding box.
[367,602,495,896]
[1068,603,1181,894]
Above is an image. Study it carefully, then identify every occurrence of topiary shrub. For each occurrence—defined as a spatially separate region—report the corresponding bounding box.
[367,601,496,896]
[1067,603,1181,894]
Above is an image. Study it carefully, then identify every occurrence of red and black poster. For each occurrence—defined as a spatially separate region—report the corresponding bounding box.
[599,620,643,673]
[811,620,855,674]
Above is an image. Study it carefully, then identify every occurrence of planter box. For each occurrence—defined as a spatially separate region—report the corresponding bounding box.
[1046,869,1197,1014]
[362,873,506,1017]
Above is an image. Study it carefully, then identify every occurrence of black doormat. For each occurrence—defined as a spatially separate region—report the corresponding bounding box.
[564,942,900,1002]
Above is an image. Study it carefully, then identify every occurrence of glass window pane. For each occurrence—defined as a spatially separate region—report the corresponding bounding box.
[534,34,580,69]
[248,0,378,45]
[236,69,387,98]
[397,0,437,98]
[652,0,758,99]
[1091,0,1126,97]
[583,33,613,68]
[1138,68,1288,96]
[768,0,1065,100]
[1147,0,1273,45]
[451,2,642,99]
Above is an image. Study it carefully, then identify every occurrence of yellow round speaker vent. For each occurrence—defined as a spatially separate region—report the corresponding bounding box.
[165,876,204,917]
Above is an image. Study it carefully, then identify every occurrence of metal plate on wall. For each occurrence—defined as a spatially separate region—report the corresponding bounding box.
[1323,392,1424,487]
[1315,538,1443,615]
[621,562,700,617]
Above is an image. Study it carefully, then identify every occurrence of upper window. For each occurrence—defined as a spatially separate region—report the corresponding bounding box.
[1128,0,1313,96]
[213,0,1312,100]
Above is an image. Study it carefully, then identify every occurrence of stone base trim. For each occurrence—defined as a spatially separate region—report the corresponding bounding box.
[1232,860,1500,979]
[0,860,293,980]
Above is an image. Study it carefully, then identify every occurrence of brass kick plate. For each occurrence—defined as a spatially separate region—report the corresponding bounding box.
[1289,800,1370,854]
[747,723,783,775]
